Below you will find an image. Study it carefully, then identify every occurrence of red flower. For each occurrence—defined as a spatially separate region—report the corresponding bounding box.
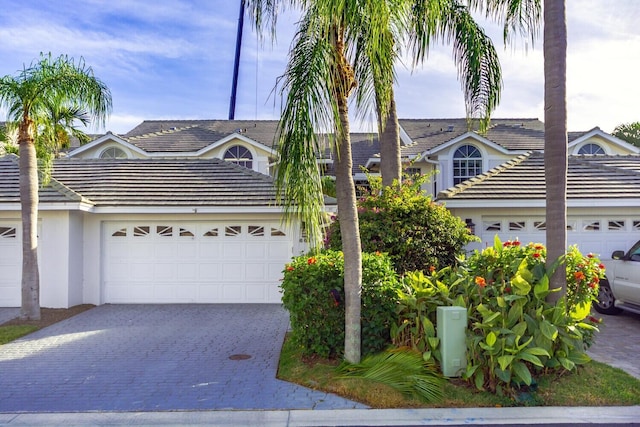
[573,271,586,281]
[513,241,521,246]
[429,265,436,273]
[535,245,544,250]
[307,257,317,265]
[587,253,594,258]
[475,276,487,288]
[505,287,512,293]
[286,266,295,272]
[598,263,606,270]
[532,253,540,258]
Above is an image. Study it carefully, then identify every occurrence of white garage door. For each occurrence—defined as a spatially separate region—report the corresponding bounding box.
[103,221,294,303]
[479,216,640,259]
[0,223,20,307]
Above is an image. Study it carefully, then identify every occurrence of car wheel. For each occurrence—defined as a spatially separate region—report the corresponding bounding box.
[594,279,623,315]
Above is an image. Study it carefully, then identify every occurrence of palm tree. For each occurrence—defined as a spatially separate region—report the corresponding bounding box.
[543,0,567,301]
[247,0,398,363]
[0,53,111,320]
[377,0,504,186]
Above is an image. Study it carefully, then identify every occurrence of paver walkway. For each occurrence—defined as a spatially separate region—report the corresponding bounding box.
[0,304,367,412]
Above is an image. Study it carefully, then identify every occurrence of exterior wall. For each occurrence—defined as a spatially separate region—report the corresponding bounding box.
[38,211,72,308]
[430,141,517,194]
[67,211,84,307]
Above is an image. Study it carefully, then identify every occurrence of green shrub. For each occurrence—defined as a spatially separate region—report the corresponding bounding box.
[281,250,400,358]
[326,176,477,274]
[453,237,606,396]
[390,268,463,363]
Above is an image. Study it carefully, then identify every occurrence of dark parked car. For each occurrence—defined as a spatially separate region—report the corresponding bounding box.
[595,240,640,315]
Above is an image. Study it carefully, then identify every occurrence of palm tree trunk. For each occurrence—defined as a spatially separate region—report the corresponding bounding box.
[379,91,401,187]
[333,28,362,364]
[544,0,567,303]
[335,99,362,364]
[18,118,41,320]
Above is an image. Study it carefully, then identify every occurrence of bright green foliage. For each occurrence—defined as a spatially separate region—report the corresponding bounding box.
[564,246,605,319]
[390,268,464,363]
[327,176,477,274]
[453,237,605,396]
[337,348,445,403]
[281,250,400,358]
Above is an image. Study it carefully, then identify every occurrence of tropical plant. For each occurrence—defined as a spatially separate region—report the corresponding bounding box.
[0,53,111,320]
[280,250,400,358]
[612,121,640,147]
[327,174,477,274]
[337,348,445,403]
[246,0,399,363]
[456,237,604,396]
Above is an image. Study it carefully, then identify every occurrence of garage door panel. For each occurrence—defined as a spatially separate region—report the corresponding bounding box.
[103,221,293,303]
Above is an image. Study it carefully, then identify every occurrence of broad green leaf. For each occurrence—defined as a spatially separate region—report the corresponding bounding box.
[512,321,527,337]
[496,296,506,308]
[569,301,591,321]
[559,357,575,371]
[495,367,511,384]
[507,303,523,326]
[511,274,531,295]
[427,336,440,349]
[517,259,533,282]
[512,361,532,385]
[534,277,549,299]
[519,352,544,367]
[474,369,485,390]
[525,347,551,357]
[486,331,497,347]
[540,320,558,340]
[497,355,514,371]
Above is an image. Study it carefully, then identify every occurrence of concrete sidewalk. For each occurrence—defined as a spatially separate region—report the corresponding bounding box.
[1,406,640,426]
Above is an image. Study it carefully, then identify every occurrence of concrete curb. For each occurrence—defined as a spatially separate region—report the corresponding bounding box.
[2,406,640,426]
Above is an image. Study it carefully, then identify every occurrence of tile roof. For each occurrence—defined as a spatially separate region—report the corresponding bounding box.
[0,155,89,205]
[0,156,280,208]
[399,118,548,156]
[123,120,280,151]
[438,152,640,201]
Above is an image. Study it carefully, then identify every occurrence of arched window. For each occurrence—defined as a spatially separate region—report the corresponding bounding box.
[224,145,253,169]
[100,147,127,159]
[578,143,605,155]
[453,145,482,185]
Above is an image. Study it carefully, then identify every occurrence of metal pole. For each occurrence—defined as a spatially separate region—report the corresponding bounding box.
[229,0,245,120]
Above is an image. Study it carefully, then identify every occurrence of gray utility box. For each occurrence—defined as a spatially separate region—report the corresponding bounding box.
[437,306,467,377]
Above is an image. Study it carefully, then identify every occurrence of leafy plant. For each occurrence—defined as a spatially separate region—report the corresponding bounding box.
[281,250,400,358]
[337,348,444,403]
[451,237,605,396]
[326,175,477,274]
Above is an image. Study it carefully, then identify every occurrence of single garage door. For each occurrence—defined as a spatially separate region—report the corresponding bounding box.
[0,223,20,307]
[103,221,294,303]
[479,216,640,259]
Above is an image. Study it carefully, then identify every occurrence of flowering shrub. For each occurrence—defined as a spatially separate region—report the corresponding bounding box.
[564,246,605,319]
[449,237,605,395]
[281,250,400,358]
[326,175,477,274]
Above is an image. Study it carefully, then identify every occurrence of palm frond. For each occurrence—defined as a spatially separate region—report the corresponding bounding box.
[337,348,445,402]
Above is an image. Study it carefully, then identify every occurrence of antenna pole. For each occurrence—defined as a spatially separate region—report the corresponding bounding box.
[229,0,245,120]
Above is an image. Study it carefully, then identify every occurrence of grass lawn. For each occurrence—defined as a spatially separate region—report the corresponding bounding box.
[0,325,39,345]
[277,334,640,408]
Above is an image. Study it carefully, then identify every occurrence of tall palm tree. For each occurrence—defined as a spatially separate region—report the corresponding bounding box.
[247,0,398,363]
[0,53,111,320]
[476,0,567,299]
[543,0,567,301]
[377,0,504,186]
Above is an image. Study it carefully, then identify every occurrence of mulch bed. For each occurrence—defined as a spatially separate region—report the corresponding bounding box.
[1,304,95,328]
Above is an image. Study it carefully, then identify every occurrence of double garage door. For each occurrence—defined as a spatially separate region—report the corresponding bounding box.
[103,221,294,304]
[478,216,640,259]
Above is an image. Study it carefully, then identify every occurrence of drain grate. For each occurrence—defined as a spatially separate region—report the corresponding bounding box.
[228,354,252,360]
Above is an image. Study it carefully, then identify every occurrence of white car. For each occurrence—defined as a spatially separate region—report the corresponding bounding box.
[595,240,640,315]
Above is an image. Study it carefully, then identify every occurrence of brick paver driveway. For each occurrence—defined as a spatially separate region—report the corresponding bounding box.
[0,304,366,412]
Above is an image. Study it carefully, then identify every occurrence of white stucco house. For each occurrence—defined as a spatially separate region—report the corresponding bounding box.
[1,118,638,308]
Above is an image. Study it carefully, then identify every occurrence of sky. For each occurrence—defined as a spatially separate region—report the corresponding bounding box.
[0,1,638,135]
